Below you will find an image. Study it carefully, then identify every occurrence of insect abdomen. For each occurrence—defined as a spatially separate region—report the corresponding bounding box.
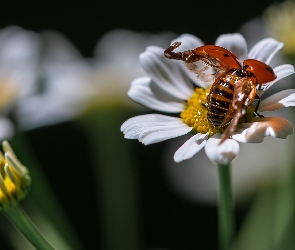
[207,76,235,127]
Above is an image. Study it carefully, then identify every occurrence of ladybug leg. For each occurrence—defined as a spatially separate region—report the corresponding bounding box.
[164,42,196,63]
[254,94,264,118]
[164,42,183,60]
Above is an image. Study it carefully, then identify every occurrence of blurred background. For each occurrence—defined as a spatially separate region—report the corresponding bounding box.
[0,0,294,249]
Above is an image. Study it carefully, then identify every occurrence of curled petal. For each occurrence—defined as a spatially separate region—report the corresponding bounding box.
[259,89,295,111]
[174,133,208,163]
[128,76,185,112]
[232,117,293,143]
[140,46,194,100]
[247,38,283,64]
[215,33,248,62]
[205,135,240,165]
[121,114,191,145]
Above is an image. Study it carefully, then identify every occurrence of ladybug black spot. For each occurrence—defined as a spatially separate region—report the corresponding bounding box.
[224,53,230,57]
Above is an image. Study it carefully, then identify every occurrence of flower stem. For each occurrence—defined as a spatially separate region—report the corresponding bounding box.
[10,133,83,249]
[218,163,234,250]
[4,204,54,250]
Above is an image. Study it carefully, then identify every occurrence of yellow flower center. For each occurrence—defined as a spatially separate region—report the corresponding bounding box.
[181,87,225,136]
[0,141,31,210]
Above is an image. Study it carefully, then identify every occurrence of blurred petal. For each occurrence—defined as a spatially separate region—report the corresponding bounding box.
[140,46,194,100]
[128,76,185,112]
[174,133,208,162]
[232,117,293,143]
[205,135,240,165]
[259,89,295,111]
[41,30,82,64]
[0,26,40,98]
[0,117,14,140]
[215,33,248,61]
[17,60,92,130]
[247,38,283,64]
[0,26,40,65]
[121,114,191,144]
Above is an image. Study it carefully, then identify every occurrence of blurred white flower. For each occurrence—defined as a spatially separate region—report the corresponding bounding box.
[0,26,41,139]
[16,29,175,130]
[89,29,176,107]
[16,30,94,130]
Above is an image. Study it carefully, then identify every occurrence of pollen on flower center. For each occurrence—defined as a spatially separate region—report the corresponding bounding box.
[181,88,225,136]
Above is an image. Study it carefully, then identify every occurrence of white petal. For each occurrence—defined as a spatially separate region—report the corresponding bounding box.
[259,89,295,111]
[174,133,208,162]
[121,113,180,132]
[215,33,247,62]
[257,64,295,95]
[0,118,14,140]
[128,76,185,112]
[247,38,283,64]
[205,135,240,165]
[121,114,191,145]
[140,124,192,145]
[232,117,293,143]
[140,46,194,100]
[170,34,204,51]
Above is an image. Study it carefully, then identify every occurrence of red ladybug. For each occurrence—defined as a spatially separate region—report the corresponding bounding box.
[164,42,277,144]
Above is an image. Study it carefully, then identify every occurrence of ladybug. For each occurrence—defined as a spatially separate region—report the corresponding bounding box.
[164,42,277,144]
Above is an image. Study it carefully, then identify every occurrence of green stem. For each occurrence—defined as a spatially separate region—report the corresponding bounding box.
[10,132,83,249]
[218,163,234,250]
[4,205,54,250]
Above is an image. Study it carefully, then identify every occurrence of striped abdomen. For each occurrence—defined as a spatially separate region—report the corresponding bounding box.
[207,71,243,127]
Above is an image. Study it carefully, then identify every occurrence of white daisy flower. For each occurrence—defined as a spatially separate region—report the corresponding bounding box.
[121,33,295,164]
[0,26,41,139]
[16,30,94,130]
[89,29,176,108]
[16,29,175,130]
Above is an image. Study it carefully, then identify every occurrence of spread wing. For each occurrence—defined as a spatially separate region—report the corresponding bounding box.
[164,42,242,84]
[184,57,228,83]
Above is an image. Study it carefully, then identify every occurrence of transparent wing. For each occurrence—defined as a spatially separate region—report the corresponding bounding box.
[184,56,228,83]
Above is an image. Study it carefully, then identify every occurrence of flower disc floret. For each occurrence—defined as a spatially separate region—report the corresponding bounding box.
[181,88,224,136]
